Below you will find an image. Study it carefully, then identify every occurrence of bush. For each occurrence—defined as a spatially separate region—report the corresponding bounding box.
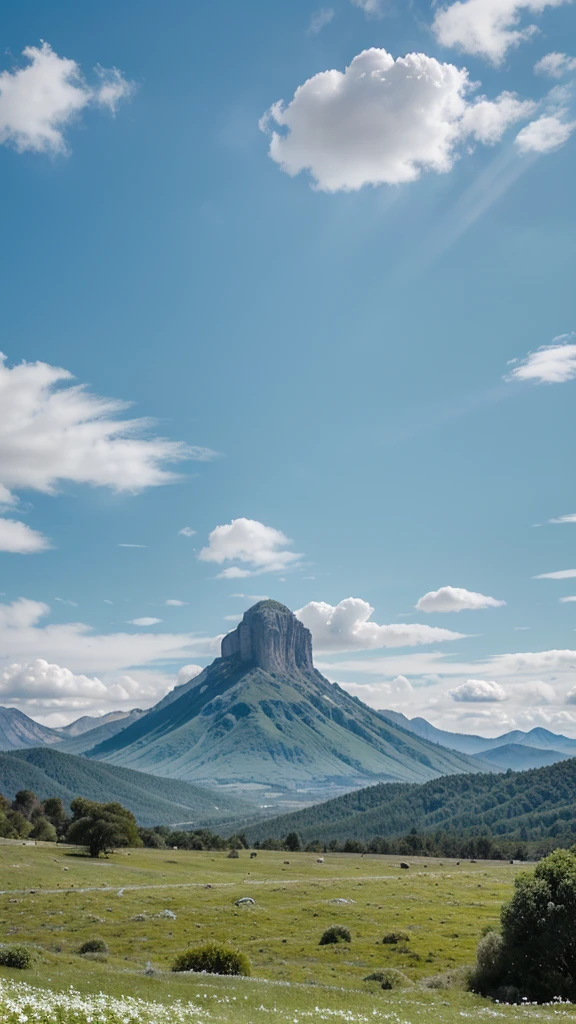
[79,939,109,954]
[382,931,409,944]
[172,942,251,976]
[363,968,411,989]
[0,945,34,969]
[319,925,351,945]
[469,848,576,1002]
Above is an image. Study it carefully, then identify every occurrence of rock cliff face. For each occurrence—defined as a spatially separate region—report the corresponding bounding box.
[221,600,313,675]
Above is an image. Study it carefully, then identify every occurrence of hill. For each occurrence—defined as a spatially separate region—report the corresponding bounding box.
[242,757,576,845]
[86,600,486,800]
[56,709,144,738]
[476,743,571,771]
[57,709,148,754]
[380,711,576,759]
[0,746,253,827]
[0,706,62,751]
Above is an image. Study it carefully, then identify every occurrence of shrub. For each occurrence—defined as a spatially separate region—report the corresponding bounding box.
[364,968,410,989]
[0,945,34,969]
[227,849,239,859]
[172,942,251,976]
[469,848,576,1002]
[79,939,109,954]
[382,931,409,944]
[319,925,351,945]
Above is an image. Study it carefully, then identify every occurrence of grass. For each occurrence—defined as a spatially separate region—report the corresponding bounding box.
[1,840,575,1024]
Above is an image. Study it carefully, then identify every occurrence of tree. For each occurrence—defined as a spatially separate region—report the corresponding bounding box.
[471,848,576,1001]
[43,797,68,832]
[284,831,302,852]
[30,816,57,842]
[66,799,142,858]
[12,790,39,818]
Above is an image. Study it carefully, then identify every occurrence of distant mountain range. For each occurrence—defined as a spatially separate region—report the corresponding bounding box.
[84,601,487,801]
[0,746,253,827]
[379,711,576,772]
[0,706,147,755]
[242,757,576,847]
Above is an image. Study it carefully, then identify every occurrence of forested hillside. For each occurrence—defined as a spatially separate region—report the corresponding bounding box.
[244,758,576,846]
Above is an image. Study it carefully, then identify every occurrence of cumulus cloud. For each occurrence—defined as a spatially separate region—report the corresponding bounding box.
[549,513,576,523]
[0,518,50,553]
[535,51,576,76]
[198,518,302,577]
[450,679,508,702]
[176,664,203,687]
[560,596,576,602]
[516,113,576,152]
[260,47,533,192]
[0,659,107,700]
[565,686,576,704]
[179,526,196,537]
[0,353,214,507]
[307,8,334,33]
[295,597,465,653]
[416,585,506,613]
[0,42,133,155]
[165,599,186,607]
[129,618,162,627]
[534,568,576,578]
[432,0,572,65]
[506,335,576,383]
[350,0,385,15]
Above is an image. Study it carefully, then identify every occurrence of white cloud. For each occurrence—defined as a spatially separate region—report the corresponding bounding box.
[260,48,533,192]
[432,0,572,65]
[307,8,334,34]
[224,614,242,622]
[0,517,50,553]
[295,597,465,652]
[516,113,576,152]
[0,42,133,155]
[165,599,187,607]
[450,679,508,702]
[416,585,505,613]
[179,526,196,537]
[565,686,576,704]
[535,51,576,76]
[534,568,576,578]
[0,353,214,507]
[350,0,385,16]
[176,664,203,687]
[118,543,148,548]
[198,518,302,577]
[0,659,107,700]
[129,617,162,627]
[549,513,576,523]
[560,596,576,602]
[506,335,576,383]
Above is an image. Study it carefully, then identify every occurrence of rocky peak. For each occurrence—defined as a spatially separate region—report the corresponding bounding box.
[221,600,313,674]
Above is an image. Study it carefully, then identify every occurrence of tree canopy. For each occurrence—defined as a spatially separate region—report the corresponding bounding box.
[66,798,142,857]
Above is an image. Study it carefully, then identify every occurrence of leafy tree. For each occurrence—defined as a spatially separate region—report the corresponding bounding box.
[471,848,576,1001]
[43,797,68,832]
[284,831,302,852]
[13,790,40,818]
[30,816,57,842]
[66,798,142,857]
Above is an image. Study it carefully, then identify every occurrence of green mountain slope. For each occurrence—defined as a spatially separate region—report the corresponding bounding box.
[242,757,576,845]
[88,601,487,796]
[0,706,62,751]
[476,743,571,771]
[57,709,148,754]
[0,747,253,827]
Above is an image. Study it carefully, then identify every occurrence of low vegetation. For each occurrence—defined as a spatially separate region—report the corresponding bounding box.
[172,942,251,976]
[0,946,34,969]
[319,924,351,944]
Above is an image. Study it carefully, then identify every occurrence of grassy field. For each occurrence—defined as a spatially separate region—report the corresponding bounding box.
[1,840,575,1024]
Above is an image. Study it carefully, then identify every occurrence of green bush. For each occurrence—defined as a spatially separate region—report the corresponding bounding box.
[79,939,109,954]
[319,925,351,945]
[469,848,576,1001]
[172,942,251,976]
[0,945,34,969]
[363,968,411,989]
[382,931,409,944]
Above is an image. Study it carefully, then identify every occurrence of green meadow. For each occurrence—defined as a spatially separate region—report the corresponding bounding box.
[1,840,575,1024]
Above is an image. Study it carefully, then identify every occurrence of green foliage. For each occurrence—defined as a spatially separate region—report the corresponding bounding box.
[364,968,411,989]
[30,816,57,842]
[245,759,576,850]
[66,799,142,857]
[383,931,409,944]
[79,939,109,954]
[171,942,251,976]
[470,848,576,1001]
[139,829,166,848]
[0,944,34,968]
[319,925,351,945]
[283,832,301,852]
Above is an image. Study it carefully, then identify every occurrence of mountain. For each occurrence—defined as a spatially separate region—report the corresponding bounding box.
[0,746,253,827]
[87,601,486,803]
[57,709,148,755]
[56,709,144,738]
[475,743,571,772]
[380,711,576,758]
[242,757,576,846]
[0,707,62,751]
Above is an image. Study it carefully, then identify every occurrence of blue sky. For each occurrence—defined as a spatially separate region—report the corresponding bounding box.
[0,0,575,734]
